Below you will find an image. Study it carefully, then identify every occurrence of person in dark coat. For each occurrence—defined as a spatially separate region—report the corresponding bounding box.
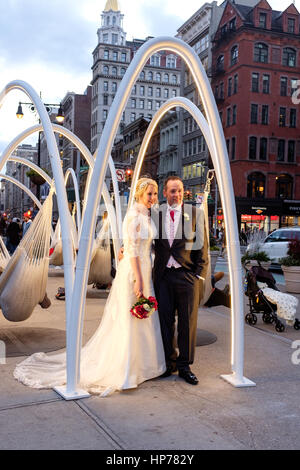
[6,218,21,254]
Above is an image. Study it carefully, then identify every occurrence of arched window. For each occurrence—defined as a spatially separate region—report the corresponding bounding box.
[120,67,126,77]
[231,46,238,66]
[112,16,116,25]
[106,16,110,26]
[164,73,169,83]
[155,72,161,82]
[103,65,109,75]
[172,74,177,84]
[282,48,296,67]
[140,70,145,80]
[112,66,117,76]
[247,172,265,198]
[276,174,293,199]
[216,55,224,72]
[254,43,268,63]
[148,71,153,81]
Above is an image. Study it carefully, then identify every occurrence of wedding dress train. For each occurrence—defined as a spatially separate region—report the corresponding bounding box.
[14,204,166,396]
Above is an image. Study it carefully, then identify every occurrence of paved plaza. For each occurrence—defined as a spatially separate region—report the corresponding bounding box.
[0,267,299,450]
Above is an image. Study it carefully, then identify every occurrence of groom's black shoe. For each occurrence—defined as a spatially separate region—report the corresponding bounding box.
[178,369,199,385]
[160,364,177,378]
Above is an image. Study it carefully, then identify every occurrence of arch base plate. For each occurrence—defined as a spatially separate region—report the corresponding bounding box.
[54,385,90,400]
[220,374,256,388]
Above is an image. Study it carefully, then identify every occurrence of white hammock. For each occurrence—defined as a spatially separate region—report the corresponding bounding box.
[88,218,112,285]
[0,192,53,321]
[49,205,78,266]
[0,236,10,274]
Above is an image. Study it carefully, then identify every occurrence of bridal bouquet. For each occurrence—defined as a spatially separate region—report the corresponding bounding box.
[130,296,158,319]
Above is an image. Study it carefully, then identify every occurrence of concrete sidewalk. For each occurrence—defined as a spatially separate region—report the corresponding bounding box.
[0,272,299,450]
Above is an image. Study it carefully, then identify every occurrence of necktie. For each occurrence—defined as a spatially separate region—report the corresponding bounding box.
[170,210,175,246]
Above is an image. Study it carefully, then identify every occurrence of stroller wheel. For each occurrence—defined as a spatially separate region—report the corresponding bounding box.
[245,313,257,326]
[294,319,300,331]
[275,322,285,333]
[263,313,272,324]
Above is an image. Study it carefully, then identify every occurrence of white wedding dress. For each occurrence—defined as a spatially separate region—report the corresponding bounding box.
[14,203,166,396]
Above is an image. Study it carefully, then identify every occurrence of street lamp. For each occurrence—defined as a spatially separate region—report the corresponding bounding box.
[15,98,64,200]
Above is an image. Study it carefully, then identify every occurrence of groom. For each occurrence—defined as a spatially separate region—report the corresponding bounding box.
[152,176,205,385]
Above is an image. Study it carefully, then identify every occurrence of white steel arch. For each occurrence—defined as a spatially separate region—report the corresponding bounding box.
[0,174,42,210]
[57,36,254,400]
[64,168,81,233]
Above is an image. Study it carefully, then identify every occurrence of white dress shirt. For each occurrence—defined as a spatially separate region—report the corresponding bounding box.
[166,204,182,268]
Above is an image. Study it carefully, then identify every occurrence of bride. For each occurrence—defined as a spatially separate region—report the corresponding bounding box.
[14,178,166,396]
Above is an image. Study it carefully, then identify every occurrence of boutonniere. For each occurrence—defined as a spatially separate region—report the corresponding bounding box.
[184,213,190,221]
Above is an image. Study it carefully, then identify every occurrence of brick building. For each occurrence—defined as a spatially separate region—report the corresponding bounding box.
[212,0,300,233]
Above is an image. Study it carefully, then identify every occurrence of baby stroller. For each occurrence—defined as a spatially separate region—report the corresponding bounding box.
[244,263,300,333]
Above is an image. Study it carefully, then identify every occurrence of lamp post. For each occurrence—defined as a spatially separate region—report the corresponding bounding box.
[16,97,64,200]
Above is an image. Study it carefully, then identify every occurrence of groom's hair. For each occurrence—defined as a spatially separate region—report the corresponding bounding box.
[163,175,183,190]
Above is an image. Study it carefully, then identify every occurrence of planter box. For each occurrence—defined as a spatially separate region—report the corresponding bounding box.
[210,250,219,274]
[281,265,300,293]
[30,174,45,185]
[245,260,271,270]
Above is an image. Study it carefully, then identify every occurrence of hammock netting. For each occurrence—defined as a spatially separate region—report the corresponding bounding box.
[0,192,53,321]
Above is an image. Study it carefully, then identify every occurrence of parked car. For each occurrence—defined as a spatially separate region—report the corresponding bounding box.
[248,227,300,264]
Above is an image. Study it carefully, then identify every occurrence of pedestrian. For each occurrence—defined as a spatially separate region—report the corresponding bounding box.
[22,213,32,237]
[6,217,21,254]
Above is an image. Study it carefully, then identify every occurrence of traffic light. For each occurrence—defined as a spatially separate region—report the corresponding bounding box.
[184,190,192,200]
[217,208,223,225]
[126,168,133,182]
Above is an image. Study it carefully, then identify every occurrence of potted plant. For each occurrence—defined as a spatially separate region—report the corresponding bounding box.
[242,249,271,270]
[280,239,300,293]
[26,169,48,186]
[209,233,220,274]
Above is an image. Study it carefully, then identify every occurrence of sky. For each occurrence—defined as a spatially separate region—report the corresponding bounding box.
[0,0,298,155]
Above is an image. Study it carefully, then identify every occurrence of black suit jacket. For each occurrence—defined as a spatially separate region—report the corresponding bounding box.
[152,203,205,285]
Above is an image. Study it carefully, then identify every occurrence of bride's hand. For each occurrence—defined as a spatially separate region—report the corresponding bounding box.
[134,277,144,299]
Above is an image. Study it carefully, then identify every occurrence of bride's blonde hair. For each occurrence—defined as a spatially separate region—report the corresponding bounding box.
[134,177,158,202]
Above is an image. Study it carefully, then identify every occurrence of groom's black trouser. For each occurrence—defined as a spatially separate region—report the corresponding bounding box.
[154,267,200,371]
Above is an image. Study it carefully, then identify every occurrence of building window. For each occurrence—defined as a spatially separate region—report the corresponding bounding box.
[155,72,161,82]
[113,51,118,61]
[249,137,257,159]
[290,108,297,128]
[147,100,152,110]
[262,74,270,93]
[216,55,224,72]
[291,78,298,96]
[229,17,236,31]
[279,107,286,127]
[112,34,118,44]
[164,89,169,99]
[164,73,169,83]
[288,141,295,162]
[104,50,109,60]
[247,172,265,198]
[231,45,238,66]
[148,71,153,81]
[172,89,177,98]
[103,109,108,121]
[233,74,238,94]
[103,95,108,105]
[166,55,176,68]
[283,48,296,67]
[156,88,161,98]
[140,86,145,96]
[252,73,259,92]
[121,52,127,62]
[251,104,258,124]
[103,65,109,75]
[156,101,160,111]
[262,105,269,125]
[140,70,145,80]
[231,137,236,160]
[139,99,144,109]
[112,82,117,93]
[131,98,136,108]
[280,77,288,96]
[277,139,285,161]
[120,67,126,77]
[103,33,109,43]
[148,87,153,97]
[151,55,161,67]
[276,174,293,198]
[131,112,136,122]
[254,43,268,63]
[288,18,295,34]
[228,77,232,96]
[259,137,268,160]
[226,108,231,127]
[172,74,177,85]
[112,66,117,76]
[259,12,267,29]
[232,105,237,125]
[103,81,108,92]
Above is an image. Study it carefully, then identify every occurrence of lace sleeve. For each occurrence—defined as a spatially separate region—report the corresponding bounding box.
[123,209,142,258]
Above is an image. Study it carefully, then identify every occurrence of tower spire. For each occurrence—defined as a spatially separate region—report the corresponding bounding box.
[104,0,120,11]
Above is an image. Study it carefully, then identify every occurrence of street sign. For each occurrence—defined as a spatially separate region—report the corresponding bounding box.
[116,168,125,182]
